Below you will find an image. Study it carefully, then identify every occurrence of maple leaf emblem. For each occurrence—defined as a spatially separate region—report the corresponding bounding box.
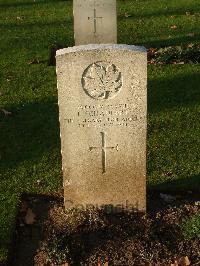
[82,62,122,100]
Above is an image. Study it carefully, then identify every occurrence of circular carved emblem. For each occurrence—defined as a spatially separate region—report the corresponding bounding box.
[82,61,123,100]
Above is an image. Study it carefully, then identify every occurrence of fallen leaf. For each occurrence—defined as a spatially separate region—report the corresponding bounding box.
[164,171,173,177]
[171,260,179,266]
[179,256,190,266]
[171,256,191,266]
[36,179,42,186]
[24,208,36,225]
[1,109,12,116]
[28,58,40,64]
[147,47,158,57]
[98,257,108,266]
[124,12,132,18]
[186,33,194,37]
[170,25,177,29]
[160,193,176,203]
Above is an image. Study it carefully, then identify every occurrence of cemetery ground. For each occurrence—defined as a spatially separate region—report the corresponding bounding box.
[0,0,200,265]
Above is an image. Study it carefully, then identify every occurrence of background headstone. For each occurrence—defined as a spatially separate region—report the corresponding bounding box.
[56,44,147,211]
[73,0,117,45]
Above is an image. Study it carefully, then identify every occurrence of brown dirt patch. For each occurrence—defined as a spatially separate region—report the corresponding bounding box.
[10,193,200,266]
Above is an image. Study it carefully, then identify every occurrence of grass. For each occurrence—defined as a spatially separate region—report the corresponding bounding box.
[0,0,200,263]
[118,0,200,47]
[182,210,200,239]
[148,65,200,191]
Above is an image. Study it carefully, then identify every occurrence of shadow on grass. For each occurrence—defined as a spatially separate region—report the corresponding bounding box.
[0,99,60,173]
[147,175,200,216]
[1,17,199,49]
[148,67,200,114]
[0,68,199,172]
[149,174,200,193]
[0,20,74,52]
[0,0,68,9]
[118,7,200,20]
[140,35,200,48]
[117,26,200,47]
[0,19,73,31]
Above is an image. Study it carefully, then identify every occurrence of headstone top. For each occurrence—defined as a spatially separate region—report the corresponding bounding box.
[56,44,147,56]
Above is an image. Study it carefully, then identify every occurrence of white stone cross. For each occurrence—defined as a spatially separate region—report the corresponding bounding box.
[89,132,119,174]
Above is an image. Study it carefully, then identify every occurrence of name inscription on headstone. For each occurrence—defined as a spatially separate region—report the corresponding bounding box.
[65,103,144,128]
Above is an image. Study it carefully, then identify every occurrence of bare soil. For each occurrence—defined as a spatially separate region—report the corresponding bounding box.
[10,192,200,266]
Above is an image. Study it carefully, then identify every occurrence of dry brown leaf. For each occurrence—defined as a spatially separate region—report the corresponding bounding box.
[24,208,36,225]
[170,25,177,29]
[61,263,69,266]
[1,109,12,116]
[28,58,40,65]
[171,256,191,266]
[36,179,42,186]
[171,260,179,266]
[148,47,158,57]
[124,12,131,18]
[186,33,194,37]
[98,257,108,266]
[178,256,190,266]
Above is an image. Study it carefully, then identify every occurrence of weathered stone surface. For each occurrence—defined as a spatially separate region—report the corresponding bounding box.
[73,0,117,45]
[56,44,147,211]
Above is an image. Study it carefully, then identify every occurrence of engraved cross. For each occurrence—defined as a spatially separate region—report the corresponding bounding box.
[89,132,119,174]
[88,8,103,34]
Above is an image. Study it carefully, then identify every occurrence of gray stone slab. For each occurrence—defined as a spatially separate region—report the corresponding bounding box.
[73,0,117,45]
[56,44,147,212]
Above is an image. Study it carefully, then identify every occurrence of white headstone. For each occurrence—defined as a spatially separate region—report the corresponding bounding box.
[56,44,147,212]
[73,0,117,45]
